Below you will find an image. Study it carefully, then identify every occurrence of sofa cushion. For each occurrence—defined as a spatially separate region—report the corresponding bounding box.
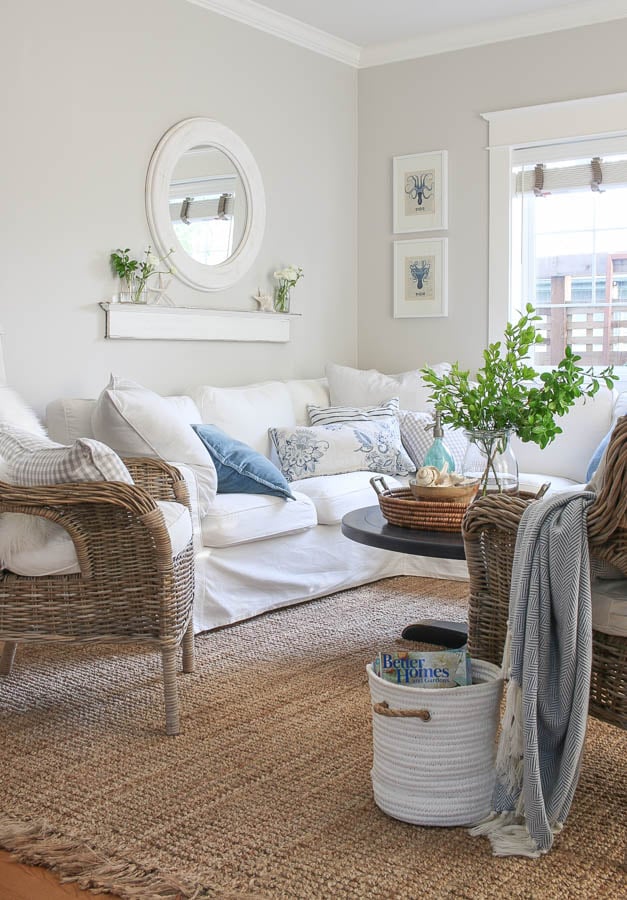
[285,378,330,424]
[325,362,451,411]
[0,425,133,485]
[399,411,469,472]
[269,419,415,482]
[512,387,615,483]
[590,577,627,637]
[200,490,316,549]
[307,398,400,427]
[91,375,217,516]
[191,380,296,458]
[1,500,192,576]
[291,471,403,525]
[192,425,293,500]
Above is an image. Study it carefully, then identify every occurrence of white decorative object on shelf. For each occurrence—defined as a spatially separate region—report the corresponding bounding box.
[252,289,274,312]
[99,303,298,342]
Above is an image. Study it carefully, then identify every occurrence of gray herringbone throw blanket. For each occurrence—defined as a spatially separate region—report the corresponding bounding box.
[471,490,595,857]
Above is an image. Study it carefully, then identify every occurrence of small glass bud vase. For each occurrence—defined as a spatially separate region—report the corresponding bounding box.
[462,428,519,495]
[274,281,291,313]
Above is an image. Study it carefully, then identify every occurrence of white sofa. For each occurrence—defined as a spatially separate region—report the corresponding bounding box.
[44,368,621,635]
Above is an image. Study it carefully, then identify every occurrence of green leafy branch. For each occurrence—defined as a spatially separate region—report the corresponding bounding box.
[421,303,616,449]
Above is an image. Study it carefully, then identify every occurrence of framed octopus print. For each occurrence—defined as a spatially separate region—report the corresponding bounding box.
[393,150,448,233]
[393,238,448,318]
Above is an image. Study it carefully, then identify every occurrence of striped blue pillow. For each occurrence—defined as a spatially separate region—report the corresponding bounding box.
[307,397,400,427]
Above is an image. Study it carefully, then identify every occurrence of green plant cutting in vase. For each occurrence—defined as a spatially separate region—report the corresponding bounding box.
[421,304,617,494]
[111,246,175,303]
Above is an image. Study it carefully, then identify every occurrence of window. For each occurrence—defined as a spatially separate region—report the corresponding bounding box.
[483,92,627,390]
[511,141,627,371]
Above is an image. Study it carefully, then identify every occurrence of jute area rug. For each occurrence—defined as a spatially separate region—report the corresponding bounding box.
[0,576,625,900]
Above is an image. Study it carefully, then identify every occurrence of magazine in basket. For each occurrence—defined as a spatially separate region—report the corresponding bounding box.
[373,650,471,687]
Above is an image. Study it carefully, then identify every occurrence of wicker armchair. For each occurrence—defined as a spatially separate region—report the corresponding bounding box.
[0,457,195,735]
[462,416,627,729]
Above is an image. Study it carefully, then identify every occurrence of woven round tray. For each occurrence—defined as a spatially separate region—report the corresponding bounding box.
[371,478,471,532]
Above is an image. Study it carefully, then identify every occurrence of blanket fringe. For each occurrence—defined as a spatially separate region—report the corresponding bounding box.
[0,819,210,899]
[495,678,524,796]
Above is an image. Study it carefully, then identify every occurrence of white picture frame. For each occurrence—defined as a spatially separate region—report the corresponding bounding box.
[393,150,448,233]
[393,238,448,318]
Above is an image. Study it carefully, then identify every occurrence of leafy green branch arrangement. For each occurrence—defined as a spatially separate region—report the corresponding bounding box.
[111,246,175,303]
[421,303,616,449]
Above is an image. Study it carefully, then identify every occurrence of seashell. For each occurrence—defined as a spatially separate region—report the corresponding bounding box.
[416,466,441,486]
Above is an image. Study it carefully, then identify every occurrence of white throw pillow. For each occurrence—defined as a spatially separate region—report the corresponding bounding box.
[92,375,217,516]
[325,362,450,411]
[269,419,415,482]
[399,411,469,472]
[0,386,46,437]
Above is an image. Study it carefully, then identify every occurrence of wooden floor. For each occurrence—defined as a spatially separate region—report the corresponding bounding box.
[0,851,118,899]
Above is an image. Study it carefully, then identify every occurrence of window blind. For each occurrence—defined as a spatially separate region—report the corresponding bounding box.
[514,154,627,195]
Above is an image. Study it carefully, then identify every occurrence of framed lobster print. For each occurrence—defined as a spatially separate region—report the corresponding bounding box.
[393,238,448,318]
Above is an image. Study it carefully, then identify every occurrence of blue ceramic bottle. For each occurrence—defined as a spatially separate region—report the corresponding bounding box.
[423,411,455,472]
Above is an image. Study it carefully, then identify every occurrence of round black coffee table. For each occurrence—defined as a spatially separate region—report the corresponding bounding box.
[341,505,467,646]
[341,505,466,559]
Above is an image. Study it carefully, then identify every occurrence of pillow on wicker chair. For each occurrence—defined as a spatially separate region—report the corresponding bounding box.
[0,426,133,568]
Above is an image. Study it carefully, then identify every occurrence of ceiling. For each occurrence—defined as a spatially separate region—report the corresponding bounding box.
[188,0,627,65]
[246,0,603,47]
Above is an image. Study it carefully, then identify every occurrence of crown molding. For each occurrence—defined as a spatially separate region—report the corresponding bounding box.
[186,0,627,69]
[359,0,627,68]
[185,0,361,66]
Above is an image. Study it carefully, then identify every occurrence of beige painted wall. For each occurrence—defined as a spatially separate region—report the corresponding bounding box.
[0,0,357,413]
[357,18,627,375]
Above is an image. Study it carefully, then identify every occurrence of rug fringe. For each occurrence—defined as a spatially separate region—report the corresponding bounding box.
[0,819,209,899]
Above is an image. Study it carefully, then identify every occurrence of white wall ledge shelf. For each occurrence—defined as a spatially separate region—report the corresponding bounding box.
[100,303,299,342]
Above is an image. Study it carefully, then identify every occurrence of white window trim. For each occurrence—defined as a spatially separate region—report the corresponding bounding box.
[482,91,627,342]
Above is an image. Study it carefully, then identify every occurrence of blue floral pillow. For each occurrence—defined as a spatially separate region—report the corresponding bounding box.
[268,420,415,482]
[193,425,293,499]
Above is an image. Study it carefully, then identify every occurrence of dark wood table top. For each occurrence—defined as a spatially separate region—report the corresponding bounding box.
[341,505,466,560]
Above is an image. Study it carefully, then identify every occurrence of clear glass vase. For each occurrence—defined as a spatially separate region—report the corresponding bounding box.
[462,429,519,495]
[274,282,291,313]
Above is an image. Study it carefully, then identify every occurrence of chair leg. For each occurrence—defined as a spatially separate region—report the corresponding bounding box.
[162,647,180,736]
[0,642,17,675]
[182,620,195,674]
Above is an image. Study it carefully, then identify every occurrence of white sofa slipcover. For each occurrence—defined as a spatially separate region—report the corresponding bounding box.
[44,375,621,635]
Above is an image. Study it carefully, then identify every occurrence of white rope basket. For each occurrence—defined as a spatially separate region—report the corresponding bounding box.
[367,658,503,827]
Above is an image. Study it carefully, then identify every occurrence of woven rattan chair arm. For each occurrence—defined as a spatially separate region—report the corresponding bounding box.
[122,457,191,510]
[587,415,627,575]
[462,493,531,540]
[0,479,184,578]
[0,479,158,518]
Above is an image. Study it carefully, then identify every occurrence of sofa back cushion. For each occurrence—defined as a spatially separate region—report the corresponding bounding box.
[191,381,296,457]
[325,362,450,411]
[512,387,616,483]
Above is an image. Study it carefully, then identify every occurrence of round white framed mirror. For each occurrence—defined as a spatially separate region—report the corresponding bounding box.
[146,118,266,292]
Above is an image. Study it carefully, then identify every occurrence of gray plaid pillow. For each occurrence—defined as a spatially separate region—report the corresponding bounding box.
[0,425,133,485]
[399,411,469,472]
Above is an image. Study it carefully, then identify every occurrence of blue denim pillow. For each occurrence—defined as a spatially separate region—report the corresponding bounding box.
[193,424,293,499]
[586,429,612,482]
